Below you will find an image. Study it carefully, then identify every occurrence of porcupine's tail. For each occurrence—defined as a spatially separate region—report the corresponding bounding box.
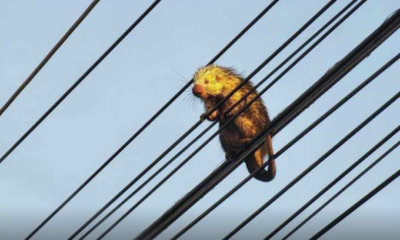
[245,134,276,182]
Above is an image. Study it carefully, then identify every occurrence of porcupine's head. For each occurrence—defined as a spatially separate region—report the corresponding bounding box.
[192,65,242,100]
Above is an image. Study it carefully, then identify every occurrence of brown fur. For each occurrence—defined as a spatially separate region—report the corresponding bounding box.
[192,65,276,182]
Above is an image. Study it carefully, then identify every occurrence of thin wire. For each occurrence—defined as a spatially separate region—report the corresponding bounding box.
[265,125,400,239]
[23,1,163,239]
[0,0,100,118]
[84,2,341,238]
[76,120,216,239]
[284,139,400,240]
[223,90,400,239]
[0,0,162,165]
[262,5,400,138]
[310,168,400,240]
[65,2,281,239]
[172,46,400,240]
[135,5,400,239]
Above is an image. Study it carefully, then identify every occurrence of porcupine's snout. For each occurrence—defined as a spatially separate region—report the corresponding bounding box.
[192,84,206,99]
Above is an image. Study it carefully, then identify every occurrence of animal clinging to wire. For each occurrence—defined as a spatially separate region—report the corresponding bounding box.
[192,65,276,182]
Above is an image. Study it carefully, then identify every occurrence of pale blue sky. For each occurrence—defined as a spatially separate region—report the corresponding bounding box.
[0,0,400,239]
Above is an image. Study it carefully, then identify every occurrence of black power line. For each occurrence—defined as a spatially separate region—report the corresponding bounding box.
[0,0,100,118]
[0,0,162,166]
[282,138,400,240]
[136,3,400,240]
[172,46,400,240]
[71,1,347,239]
[264,53,400,240]
[310,169,400,240]
[265,123,400,239]
[64,2,281,239]
[23,1,163,239]
[80,2,342,238]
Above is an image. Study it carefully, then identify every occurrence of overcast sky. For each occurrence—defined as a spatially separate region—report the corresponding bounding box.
[1,0,400,239]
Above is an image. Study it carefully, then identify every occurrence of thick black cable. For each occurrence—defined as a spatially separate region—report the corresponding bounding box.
[283,139,400,240]
[265,124,400,239]
[65,2,281,239]
[23,1,163,239]
[0,0,100,118]
[270,13,400,136]
[136,6,400,239]
[85,2,341,238]
[172,44,400,240]
[74,1,348,238]
[223,91,400,239]
[310,169,400,240]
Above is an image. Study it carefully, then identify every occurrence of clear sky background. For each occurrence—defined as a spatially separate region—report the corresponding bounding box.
[1,0,400,239]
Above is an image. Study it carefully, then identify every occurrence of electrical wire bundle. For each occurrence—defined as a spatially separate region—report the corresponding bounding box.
[1,1,399,239]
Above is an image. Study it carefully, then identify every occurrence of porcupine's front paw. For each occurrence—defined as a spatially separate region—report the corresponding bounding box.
[207,109,220,121]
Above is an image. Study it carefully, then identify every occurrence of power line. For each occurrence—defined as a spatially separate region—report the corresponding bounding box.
[269,15,400,136]
[77,121,217,239]
[310,169,400,240]
[78,2,341,238]
[0,0,100,118]
[71,1,346,239]
[265,124,400,239]
[0,0,162,165]
[282,139,400,240]
[172,46,400,240]
[23,1,163,239]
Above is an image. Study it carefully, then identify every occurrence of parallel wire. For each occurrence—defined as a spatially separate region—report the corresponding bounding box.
[172,39,400,240]
[135,5,400,239]
[72,1,347,238]
[223,91,400,239]
[265,126,400,239]
[65,2,281,239]
[263,52,400,240]
[310,168,400,239]
[283,138,400,240]
[23,1,163,239]
[0,0,100,117]
[0,0,161,165]
[84,2,340,238]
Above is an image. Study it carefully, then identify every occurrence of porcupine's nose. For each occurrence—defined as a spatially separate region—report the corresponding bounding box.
[192,84,204,98]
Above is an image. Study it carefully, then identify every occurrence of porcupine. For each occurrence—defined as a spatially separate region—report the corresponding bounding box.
[192,65,276,182]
